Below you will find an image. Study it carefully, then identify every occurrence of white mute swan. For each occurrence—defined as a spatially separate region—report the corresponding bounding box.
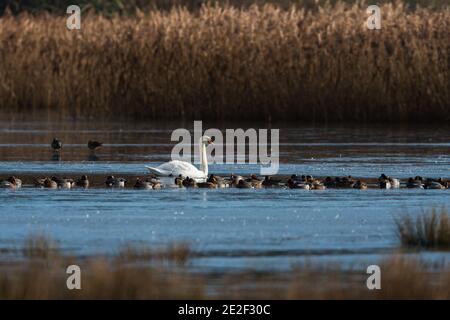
[145,136,214,179]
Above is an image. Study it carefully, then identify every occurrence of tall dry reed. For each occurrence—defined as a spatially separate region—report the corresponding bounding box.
[0,1,449,121]
[396,208,450,249]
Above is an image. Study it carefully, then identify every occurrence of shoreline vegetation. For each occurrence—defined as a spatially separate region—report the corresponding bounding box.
[396,208,450,249]
[0,1,449,122]
[1,233,450,299]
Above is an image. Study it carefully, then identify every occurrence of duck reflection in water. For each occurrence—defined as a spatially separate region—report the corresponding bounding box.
[88,154,100,161]
[87,140,103,161]
[51,152,61,161]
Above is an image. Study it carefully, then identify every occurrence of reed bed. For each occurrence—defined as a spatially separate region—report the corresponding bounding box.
[396,208,450,249]
[1,1,449,16]
[1,236,450,299]
[0,2,449,122]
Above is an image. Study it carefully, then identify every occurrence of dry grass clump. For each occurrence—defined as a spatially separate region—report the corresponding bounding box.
[21,234,60,259]
[292,256,450,299]
[115,242,191,265]
[0,1,449,122]
[0,236,202,299]
[396,208,450,249]
[0,257,205,299]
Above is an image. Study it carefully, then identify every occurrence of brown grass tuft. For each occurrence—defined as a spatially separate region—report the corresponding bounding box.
[21,234,60,259]
[115,242,191,265]
[396,208,450,249]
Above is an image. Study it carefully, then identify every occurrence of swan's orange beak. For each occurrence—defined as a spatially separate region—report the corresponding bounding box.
[208,137,215,145]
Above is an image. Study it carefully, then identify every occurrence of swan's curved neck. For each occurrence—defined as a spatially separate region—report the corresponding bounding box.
[199,138,208,177]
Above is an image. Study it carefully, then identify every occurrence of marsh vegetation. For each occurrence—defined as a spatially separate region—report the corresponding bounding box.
[0,1,449,121]
[1,235,450,299]
[396,208,450,249]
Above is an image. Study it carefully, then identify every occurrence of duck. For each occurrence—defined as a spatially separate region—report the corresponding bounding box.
[75,175,89,188]
[436,178,449,189]
[207,174,228,188]
[335,176,355,188]
[43,178,58,189]
[145,175,160,183]
[51,177,74,189]
[287,179,310,190]
[150,182,162,189]
[174,174,184,187]
[353,180,368,190]
[309,177,324,187]
[246,174,262,188]
[182,177,197,188]
[145,176,161,189]
[230,174,244,187]
[88,140,103,150]
[406,177,424,189]
[379,174,400,188]
[311,181,326,190]
[378,174,391,189]
[425,181,446,190]
[290,174,304,182]
[134,178,153,189]
[51,138,62,151]
[261,176,283,188]
[323,177,336,188]
[197,181,218,188]
[6,176,22,188]
[379,180,392,189]
[290,174,314,185]
[391,178,400,188]
[105,176,127,188]
[0,179,16,189]
[34,178,46,187]
[35,177,59,189]
[236,179,253,189]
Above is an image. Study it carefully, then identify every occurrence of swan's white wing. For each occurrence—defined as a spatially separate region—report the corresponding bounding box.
[165,161,205,178]
[145,166,172,176]
[146,160,205,178]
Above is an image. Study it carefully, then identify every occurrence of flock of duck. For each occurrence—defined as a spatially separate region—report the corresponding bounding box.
[1,173,449,190]
[1,137,449,190]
